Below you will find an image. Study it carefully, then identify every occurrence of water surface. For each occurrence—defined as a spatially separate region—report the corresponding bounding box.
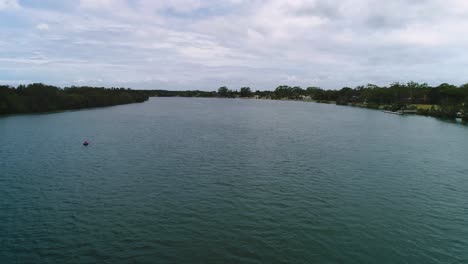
[1,98,468,263]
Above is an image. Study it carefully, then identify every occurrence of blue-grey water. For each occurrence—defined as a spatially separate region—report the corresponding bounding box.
[1,98,468,263]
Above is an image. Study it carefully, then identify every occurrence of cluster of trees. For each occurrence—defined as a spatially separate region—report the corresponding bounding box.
[213,85,346,100]
[0,83,149,115]
[147,86,255,98]
[309,82,468,120]
[216,86,253,98]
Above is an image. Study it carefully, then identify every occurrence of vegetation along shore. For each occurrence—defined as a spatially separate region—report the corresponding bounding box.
[1,82,467,122]
[0,83,149,115]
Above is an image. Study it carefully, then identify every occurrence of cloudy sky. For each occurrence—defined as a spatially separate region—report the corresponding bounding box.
[1,0,468,90]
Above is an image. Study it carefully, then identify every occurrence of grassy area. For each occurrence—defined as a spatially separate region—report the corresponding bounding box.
[410,104,438,110]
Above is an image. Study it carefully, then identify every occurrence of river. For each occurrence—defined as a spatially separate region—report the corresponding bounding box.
[1,97,467,263]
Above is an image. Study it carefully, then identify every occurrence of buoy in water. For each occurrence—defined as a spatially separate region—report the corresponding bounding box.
[83,140,89,146]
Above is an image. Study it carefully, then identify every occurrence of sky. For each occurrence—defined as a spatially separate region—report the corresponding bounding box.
[1,0,468,90]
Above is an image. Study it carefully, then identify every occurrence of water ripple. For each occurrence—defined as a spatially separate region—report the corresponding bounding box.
[1,98,468,263]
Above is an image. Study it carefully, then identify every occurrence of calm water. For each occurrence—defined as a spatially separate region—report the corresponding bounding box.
[1,98,468,263]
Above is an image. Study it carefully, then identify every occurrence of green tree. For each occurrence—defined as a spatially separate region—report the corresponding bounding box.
[218,86,229,97]
[239,87,252,97]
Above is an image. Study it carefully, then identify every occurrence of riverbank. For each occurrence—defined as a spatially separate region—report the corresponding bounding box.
[301,99,465,122]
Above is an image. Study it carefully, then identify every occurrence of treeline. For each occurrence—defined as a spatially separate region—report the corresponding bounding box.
[144,90,217,97]
[142,86,262,98]
[2,82,467,121]
[207,82,468,121]
[144,87,254,98]
[0,83,149,115]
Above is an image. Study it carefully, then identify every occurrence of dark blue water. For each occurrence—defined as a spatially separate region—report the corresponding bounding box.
[1,98,468,263]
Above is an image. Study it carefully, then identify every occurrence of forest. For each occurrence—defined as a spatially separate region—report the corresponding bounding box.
[0,83,149,115]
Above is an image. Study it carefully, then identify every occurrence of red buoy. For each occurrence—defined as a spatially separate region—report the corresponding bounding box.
[83,140,89,146]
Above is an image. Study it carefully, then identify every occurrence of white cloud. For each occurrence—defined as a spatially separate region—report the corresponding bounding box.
[138,0,202,13]
[79,0,121,10]
[36,23,50,31]
[0,0,19,10]
[0,57,50,65]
